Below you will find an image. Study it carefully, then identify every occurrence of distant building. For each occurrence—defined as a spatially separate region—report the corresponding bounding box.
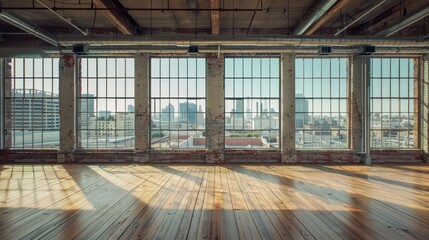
[99,110,112,119]
[295,93,309,128]
[127,104,135,113]
[79,94,95,128]
[179,102,196,123]
[161,104,175,122]
[11,89,60,129]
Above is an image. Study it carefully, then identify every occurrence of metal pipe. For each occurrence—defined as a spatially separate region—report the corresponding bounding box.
[293,0,338,35]
[56,36,429,47]
[37,0,88,36]
[0,7,308,12]
[377,5,429,37]
[335,0,386,36]
[364,58,371,165]
[0,11,59,46]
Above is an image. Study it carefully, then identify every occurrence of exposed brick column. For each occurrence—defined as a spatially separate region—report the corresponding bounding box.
[58,54,76,162]
[206,54,224,163]
[350,56,364,155]
[422,55,429,162]
[134,54,150,162]
[281,53,296,163]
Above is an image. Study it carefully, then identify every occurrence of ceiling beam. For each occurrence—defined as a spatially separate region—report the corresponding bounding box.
[377,5,429,36]
[304,0,349,35]
[93,0,139,35]
[357,0,413,35]
[210,0,220,35]
[293,0,338,35]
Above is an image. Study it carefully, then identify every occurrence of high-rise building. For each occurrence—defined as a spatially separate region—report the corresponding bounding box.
[161,104,175,122]
[295,93,309,128]
[79,94,95,128]
[179,102,197,123]
[11,89,60,129]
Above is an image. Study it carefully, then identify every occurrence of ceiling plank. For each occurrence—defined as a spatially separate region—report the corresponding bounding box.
[304,0,350,35]
[356,0,413,35]
[210,0,220,35]
[93,0,139,35]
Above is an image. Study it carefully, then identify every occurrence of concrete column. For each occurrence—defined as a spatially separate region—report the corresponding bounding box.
[58,54,76,162]
[2,59,11,149]
[350,56,364,154]
[422,55,429,161]
[281,53,296,163]
[414,58,420,149]
[206,54,224,163]
[134,54,150,162]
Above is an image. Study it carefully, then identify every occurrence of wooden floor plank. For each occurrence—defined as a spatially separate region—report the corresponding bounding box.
[0,164,428,240]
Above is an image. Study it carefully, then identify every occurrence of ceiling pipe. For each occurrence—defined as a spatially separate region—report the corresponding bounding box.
[56,36,429,47]
[377,5,429,37]
[1,44,428,58]
[304,0,350,35]
[0,11,59,46]
[335,0,386,36]
[293,0,338,35]
[37,0,88,36]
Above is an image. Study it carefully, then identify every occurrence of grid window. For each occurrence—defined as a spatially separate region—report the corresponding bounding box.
[5,58,60,149]
[150,58,206,148]
[295,58,348,149]
[78,58,135,149]
[225,57,280,149]
[370,58,417,149]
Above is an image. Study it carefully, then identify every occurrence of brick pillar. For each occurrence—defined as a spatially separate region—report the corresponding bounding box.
[281,53,296,163]
[422,55,429,162]
[350,56,364,155]
[206,54,224,163]
[134,54,150,162]
[58,54,76,162]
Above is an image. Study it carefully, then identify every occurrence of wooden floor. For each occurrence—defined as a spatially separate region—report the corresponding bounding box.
[1,164,429,240]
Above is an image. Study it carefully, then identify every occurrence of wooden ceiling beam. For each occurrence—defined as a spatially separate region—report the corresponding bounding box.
[210,0,220,35]
[93,0,139,35]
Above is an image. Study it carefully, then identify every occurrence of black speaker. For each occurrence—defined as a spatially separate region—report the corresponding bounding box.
[73,44,89,55]
[187,46,199,56]
[359,45,375,55]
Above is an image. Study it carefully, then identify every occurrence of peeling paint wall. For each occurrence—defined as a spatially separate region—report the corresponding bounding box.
[206,54,225,163]
[281,53,296,163]
[58,54,76,162]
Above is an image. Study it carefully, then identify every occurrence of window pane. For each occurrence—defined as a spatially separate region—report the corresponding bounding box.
[78,58,135,149]
[150,58,206,149]
[295,58,348,149]
[7,58,60,149]
[225,57,280,149]
[370,58,417,149]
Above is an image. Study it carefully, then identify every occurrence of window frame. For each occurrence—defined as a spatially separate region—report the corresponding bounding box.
[224,56,281,149]
[369,57,419,149]
[149,57,207,149]
[76,57,135,149]
[295,57,350,150]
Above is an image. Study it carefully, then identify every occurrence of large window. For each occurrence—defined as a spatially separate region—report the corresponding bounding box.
[295,58,348,149]
[370,58,417,149]
[5,58,60,149]
[150,58,206,148]
[225,57,280,149]
[78,58,135,149]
